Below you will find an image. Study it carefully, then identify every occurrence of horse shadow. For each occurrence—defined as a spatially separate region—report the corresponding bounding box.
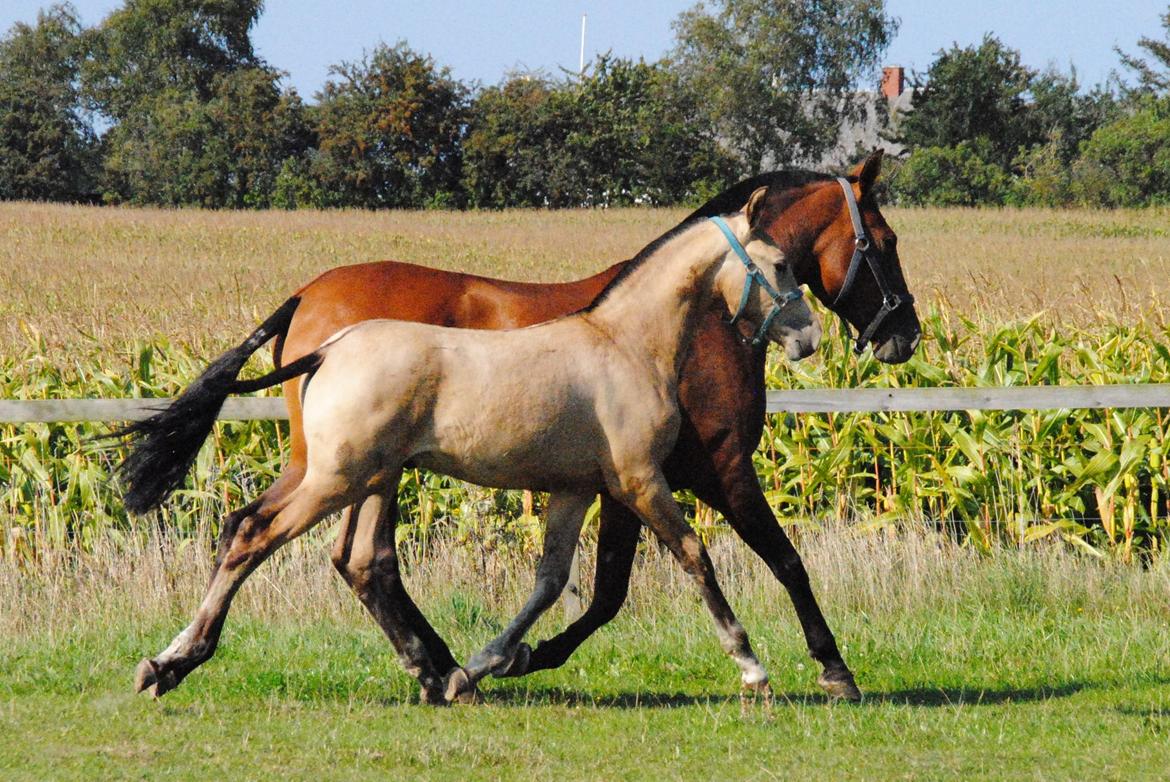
[476,680,1093,709]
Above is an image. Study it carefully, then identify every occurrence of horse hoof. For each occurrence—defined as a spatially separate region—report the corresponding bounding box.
[134,658,177,698]
[419,685,450,707]
[492,643,532,678]
[443,668,480,705]
[818,671,862,703]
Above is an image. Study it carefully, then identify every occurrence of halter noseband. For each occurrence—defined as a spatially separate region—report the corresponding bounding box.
[832,177,914,355]
[708,216,805,348]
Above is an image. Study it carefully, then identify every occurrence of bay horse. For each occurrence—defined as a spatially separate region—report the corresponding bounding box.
[121,194,819,703]
[123,151,919,703]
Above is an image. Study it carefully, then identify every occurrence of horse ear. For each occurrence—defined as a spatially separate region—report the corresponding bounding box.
[852,149,884,196]
[745,186,769,229]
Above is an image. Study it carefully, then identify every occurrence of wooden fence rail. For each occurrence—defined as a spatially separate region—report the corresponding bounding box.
[3,384,1170,423]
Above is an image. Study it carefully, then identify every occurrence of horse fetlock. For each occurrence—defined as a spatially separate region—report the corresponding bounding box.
[490,642,532,678]
[735,654,770,688]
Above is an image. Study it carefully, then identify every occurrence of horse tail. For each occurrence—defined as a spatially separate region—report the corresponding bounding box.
[115,296,322,514]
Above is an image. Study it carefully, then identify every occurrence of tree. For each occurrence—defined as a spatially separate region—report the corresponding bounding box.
[463,57,733,208]
[1026,68,1118,165]
[886,140,1011,206]
[0,3,97,201]
[83,0,310,206]
[463,73,561,207]
[101,67,312,207]
[567,56,733,205]
[894,35,1036,169]
[670,0,897,173]
[1117,6,1170,96]
[82,0,264,122]
[1072,102,1170,206]
[311,42,468,208]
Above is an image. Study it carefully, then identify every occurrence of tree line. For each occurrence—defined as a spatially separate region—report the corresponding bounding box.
[2,0,1169,209]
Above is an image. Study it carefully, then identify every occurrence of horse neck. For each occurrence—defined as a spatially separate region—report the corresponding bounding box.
[584,223,728,381]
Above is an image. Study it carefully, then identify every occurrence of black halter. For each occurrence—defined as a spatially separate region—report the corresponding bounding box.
[832,177,913,355]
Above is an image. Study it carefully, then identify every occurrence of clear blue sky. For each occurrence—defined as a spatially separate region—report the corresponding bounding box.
[3,1,1166,97]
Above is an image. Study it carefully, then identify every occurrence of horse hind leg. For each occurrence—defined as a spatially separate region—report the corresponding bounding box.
[134,474,350,697]
[445,490,594,703]
[331,486,462,705]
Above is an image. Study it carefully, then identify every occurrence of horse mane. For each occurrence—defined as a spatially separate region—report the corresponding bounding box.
[581,169,838,312]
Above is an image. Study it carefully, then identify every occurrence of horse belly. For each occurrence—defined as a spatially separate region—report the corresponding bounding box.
[416,391,603,491]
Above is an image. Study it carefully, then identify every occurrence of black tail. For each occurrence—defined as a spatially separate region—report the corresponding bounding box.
[114,296,321,514]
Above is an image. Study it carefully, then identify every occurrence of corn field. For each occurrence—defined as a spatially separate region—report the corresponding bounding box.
[3,306,1168,563]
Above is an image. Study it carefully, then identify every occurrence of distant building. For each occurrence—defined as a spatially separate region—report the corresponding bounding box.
[813,65,913,169]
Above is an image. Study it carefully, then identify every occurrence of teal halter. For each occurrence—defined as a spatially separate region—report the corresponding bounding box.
[708,216,804,347]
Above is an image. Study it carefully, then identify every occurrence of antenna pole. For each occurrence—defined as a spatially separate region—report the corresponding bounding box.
[579,14,587,75]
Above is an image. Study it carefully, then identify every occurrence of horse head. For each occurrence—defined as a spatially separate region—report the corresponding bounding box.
[686,151,921,363]
[711,188,822,362]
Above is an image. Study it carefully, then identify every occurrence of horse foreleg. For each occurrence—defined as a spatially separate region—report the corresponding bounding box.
[331,487,461,704]
[444,490,593,703]
[134,475,345,698]
[695,456,860,701]
[510,493,642,675]
[616,470,770,692]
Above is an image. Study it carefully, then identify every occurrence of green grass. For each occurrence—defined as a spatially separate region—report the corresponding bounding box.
[2,531,1168,780]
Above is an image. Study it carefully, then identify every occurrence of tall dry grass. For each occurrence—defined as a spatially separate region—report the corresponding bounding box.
[4,521,1167,646]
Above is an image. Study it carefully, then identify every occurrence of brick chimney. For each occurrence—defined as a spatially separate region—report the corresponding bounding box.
[881,66,904,100]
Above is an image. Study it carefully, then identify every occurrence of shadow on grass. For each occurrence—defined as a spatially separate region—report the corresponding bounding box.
[476,680,1093,709]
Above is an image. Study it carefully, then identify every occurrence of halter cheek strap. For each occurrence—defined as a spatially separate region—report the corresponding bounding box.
[832,177,914,355]
[708,216,804,347]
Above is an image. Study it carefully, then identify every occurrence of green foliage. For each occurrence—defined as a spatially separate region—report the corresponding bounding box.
[463,57,732,208]
[670,0,897,172]
[81,0,264,119]
[1071,99,1170,207]
[895,35,1036,170]
[100,68,312,207]
[885,141,1011,206]
[759,312,1170,560]
[83,0,310,207]
[0,3,97,201]
[310,42,467,209]
[1117,6,1170,96]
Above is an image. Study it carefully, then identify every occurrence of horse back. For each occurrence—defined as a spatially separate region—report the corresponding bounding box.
[279,260,625,368]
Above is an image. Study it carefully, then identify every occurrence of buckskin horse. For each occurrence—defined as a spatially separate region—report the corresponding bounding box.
[119,192,820,704]
[123,151,919,703]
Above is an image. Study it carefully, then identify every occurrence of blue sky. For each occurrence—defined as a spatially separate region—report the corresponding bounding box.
[3,1,1166,97]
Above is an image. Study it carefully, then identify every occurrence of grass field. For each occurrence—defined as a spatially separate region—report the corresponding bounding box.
[2,202,1168,355]
[2,527,1169,780]
[2,202,1170,778]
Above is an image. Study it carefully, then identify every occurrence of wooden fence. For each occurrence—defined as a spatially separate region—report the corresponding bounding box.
[3,384,1170,423]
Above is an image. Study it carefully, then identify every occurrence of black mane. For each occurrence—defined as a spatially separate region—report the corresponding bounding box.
[581,169,837,312]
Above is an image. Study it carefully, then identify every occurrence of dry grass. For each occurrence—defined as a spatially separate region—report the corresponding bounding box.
[5,520,1167,644]
[3,202,1168,355]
